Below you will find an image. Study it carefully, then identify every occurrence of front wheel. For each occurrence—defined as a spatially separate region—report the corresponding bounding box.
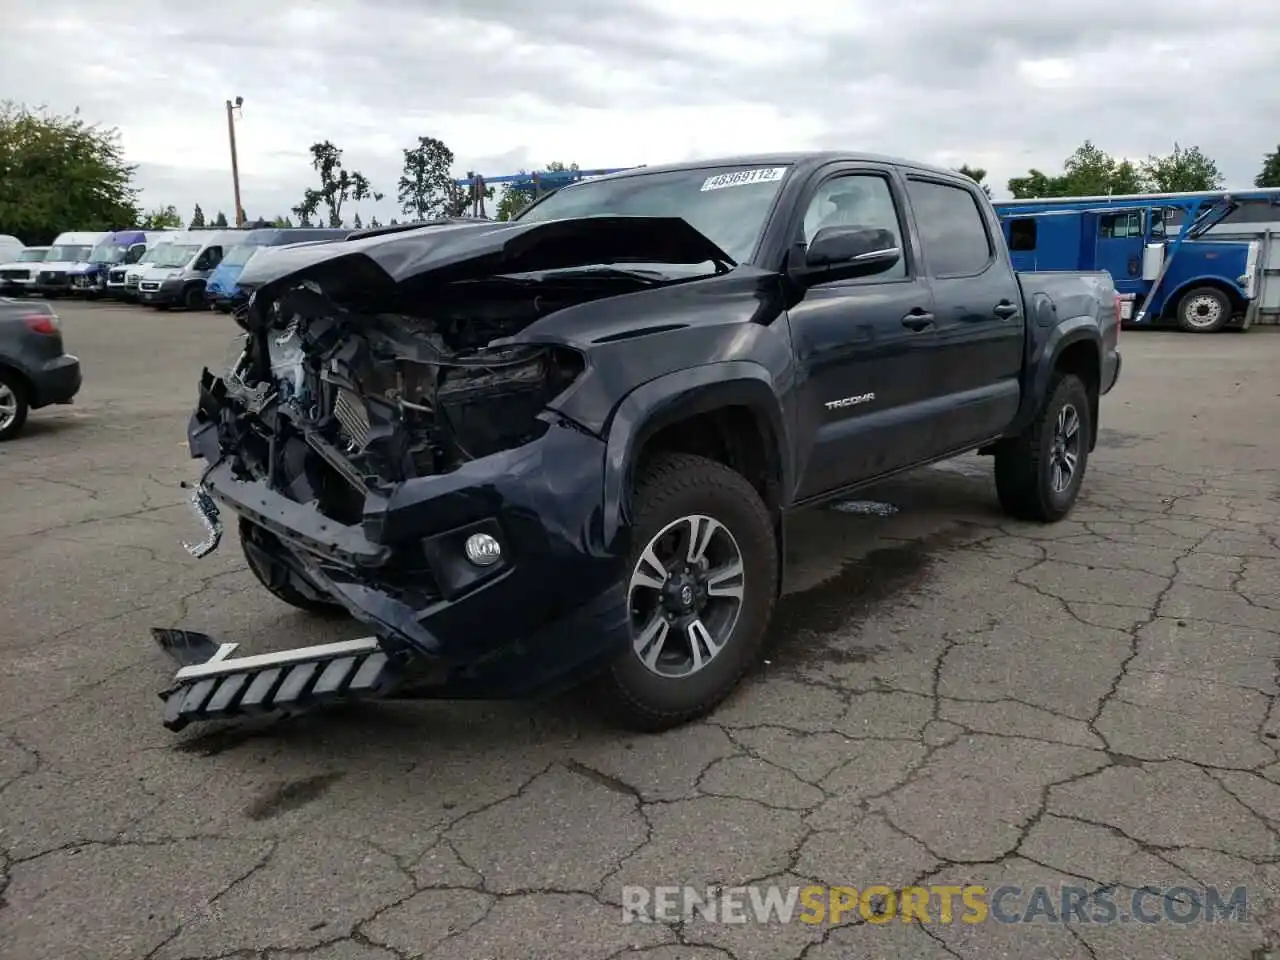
[591,453,778,732]
[183,285,206,311]
[994,373,1092,522]
[238,519,346,615]
[1176,286,1231,333]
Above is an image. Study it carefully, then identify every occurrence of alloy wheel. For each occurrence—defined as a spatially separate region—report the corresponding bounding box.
[627,514,746,678]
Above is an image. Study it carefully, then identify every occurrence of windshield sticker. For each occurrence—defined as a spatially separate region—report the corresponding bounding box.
[700,167,787,192]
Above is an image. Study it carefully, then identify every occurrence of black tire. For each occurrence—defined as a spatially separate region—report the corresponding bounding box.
[1175,286,1231,333]
[0,368,30,442]
[591,452,778,732]
[994,373,1092,523]
[183,285,205,311]
[238,518,345,615]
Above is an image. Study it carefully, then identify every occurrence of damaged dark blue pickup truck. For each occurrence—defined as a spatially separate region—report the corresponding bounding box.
[156,152,1121,732]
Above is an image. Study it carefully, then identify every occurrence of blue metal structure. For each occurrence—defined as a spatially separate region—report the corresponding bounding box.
[993,188,1279,329]
[456,168,636,217]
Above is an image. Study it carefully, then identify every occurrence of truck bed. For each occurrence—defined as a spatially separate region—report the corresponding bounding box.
[1016,270,1116,327]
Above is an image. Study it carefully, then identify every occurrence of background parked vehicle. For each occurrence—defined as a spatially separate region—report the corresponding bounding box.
[0,246,51,297]
[205,228,352,312]
[0,298,82,441]
[34,232,110,298]
[121,233,196,300]
[137,230,242,310]
[68,230,151,299]
[993,186,1277,333]
[0,236,25,263]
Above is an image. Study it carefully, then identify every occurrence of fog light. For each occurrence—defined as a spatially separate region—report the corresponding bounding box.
[464,532,502,566]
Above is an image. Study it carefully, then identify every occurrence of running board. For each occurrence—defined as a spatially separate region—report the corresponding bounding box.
[153,629,401,731]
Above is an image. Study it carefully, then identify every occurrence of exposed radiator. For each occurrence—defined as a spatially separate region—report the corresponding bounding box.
[333,388,371,450]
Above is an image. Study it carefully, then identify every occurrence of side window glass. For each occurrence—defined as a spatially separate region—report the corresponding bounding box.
[1008,218,1037,251]
[1100,211,1143,238]
[906,179,993,276]
[801,174,906,279]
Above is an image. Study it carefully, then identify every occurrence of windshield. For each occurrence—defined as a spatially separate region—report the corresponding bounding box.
[46,244,93,262]
[87,242,131,264]
[136,245,167,266]
[151,244,201,268]
[17,249,48,262]
[220,243,262,268]
[514,164,791,264]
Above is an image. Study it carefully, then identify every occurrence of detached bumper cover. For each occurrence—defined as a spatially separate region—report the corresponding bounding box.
[154,630,401,730]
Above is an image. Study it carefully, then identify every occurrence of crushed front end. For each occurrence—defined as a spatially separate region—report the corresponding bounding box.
[158,268,633,729]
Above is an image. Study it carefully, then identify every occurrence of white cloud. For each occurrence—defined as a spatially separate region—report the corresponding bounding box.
[2,0,1277,224]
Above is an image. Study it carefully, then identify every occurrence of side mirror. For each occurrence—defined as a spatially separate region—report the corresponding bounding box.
[804,226,901,274]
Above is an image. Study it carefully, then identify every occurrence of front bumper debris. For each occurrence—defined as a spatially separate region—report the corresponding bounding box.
[154,629,401,731]
[181,482,223,558]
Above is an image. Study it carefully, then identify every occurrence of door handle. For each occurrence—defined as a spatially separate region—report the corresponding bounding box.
[993,301,1019,318]
[901,311,935,331]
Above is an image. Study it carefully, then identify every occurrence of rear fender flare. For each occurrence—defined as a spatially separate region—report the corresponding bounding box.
[1010,318,1101,437]
[600,362,790,549]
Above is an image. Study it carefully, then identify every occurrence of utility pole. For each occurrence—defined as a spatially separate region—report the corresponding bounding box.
[225,96,244,226]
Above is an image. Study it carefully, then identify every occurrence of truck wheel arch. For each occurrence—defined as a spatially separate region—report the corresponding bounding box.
[600,364,791,551]
[1013,321,1102,450]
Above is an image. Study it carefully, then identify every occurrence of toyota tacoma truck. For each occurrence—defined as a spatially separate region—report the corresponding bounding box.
[154,152,1121,733]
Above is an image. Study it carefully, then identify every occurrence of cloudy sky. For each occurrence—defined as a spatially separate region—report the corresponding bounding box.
[4,0,1278,225]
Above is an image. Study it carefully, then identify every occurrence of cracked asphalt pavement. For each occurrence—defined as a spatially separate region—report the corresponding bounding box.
[2,302,1278,960]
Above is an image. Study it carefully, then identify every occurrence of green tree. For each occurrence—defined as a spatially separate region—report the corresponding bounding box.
[353,211,363,229]
[189,203,206,228]
[955,164,992,198]
[0,102,139,243]
[1141,142,1224,193]
[1008,141,1146,198]
[140,205,182,228]
[495,161,580,221]
[1254,145,1280,188]
[397,136,464,220]
[297,140,382,228]
[212,210,228,227]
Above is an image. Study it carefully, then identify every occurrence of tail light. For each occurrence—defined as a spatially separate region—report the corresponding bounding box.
[23,314,58,335]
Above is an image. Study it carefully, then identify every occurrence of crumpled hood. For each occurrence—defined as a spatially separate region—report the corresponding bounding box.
[235,216,736,293]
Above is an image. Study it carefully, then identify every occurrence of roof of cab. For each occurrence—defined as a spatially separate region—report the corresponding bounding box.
[575,151,966,185]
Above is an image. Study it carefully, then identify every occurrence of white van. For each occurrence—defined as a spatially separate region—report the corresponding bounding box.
[122,231,197,300]
[0,235,24,263]
[136,229,243,310]
[34,231,110,297]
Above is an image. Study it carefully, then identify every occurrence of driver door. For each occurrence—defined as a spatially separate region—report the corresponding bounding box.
[1094,209,1148,296]
[786,164,938,501]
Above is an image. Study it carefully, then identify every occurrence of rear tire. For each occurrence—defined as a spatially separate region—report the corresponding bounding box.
[238,519,345,615]
[1175,286,1231,333]
[591,453,778,732]
[0,369,30,442]
[994,373,1091,522]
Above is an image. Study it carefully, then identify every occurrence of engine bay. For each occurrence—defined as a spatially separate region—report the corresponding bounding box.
[204,275,617,522]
